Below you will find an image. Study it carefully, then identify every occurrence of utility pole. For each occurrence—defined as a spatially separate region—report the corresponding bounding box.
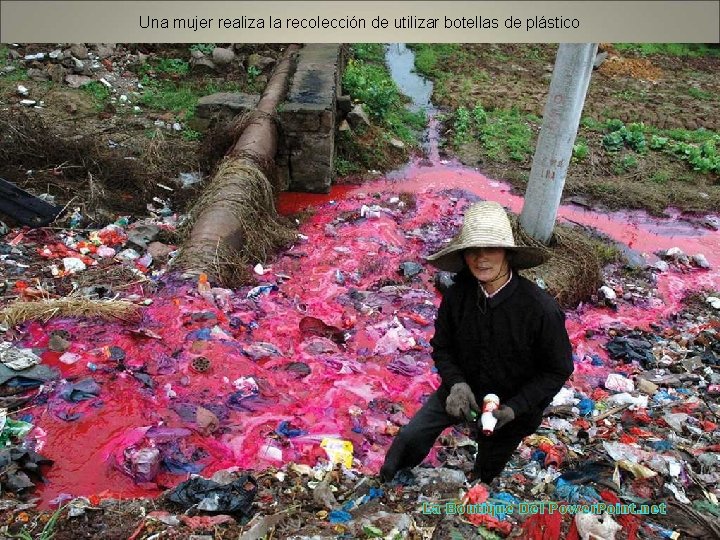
[519,43,598,244]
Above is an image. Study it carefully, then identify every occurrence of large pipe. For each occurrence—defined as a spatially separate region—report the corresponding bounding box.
[174,44,301,282]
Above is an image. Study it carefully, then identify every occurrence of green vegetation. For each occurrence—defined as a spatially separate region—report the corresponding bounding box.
[351,43,385,63]
[572,141,589,162]
[595,119,720,175]
[411,44,464,77]
[613,43,720,58]
[7,505,67,540]
[0,44,28,81]
[189,43,215,55]
[449,103,536,163]
[336,44,428,177]
[688,87,711,100]
[82,80,111,105]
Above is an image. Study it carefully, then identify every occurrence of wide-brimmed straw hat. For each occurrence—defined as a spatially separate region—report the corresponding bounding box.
[426,201,549,272]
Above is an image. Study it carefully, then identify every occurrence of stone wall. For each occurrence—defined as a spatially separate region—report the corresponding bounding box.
[194,44,343,194]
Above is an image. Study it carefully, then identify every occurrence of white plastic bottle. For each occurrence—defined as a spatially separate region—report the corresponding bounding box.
[480,394,500,435]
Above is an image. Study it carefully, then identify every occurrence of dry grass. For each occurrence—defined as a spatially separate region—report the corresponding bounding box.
[1,298,142,328]
[511,216,616,308]
[172,153,297,287]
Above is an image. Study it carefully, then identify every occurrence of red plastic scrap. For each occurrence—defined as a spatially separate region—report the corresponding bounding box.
[599,489,641,540]
[619,433,638,444]
[700,420,718,432]
[462,484,512,534]
[591,388,609,401]
[538,442,565,468]
[520,511,564,540]
[628,427,654,438]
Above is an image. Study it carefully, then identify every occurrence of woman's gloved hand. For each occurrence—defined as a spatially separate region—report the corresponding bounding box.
[445,383,479,421]
[492,405,515,429]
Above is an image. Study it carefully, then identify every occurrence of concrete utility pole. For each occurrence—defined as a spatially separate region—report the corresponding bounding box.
[519,43,598,244]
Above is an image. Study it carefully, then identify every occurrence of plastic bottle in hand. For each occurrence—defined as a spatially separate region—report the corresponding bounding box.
[480,394,500,435]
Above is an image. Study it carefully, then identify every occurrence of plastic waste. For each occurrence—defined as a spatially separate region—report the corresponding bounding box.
[480,393,500,435]
[575,512,622,540]
[320,438,353,469]
[605,373,634,393]
[0,343,41,371]
[166,474,257,516]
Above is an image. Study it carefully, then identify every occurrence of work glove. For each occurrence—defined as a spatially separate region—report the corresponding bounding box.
[445,383,479,421]
[492,405,515,430]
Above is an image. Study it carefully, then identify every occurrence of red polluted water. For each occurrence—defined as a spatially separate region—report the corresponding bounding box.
[16,140,720,508]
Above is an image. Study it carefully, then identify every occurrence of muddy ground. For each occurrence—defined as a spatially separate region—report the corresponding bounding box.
[417,43,720,217]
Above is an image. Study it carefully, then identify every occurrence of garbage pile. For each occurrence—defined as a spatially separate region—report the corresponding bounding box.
[1,185,719,538]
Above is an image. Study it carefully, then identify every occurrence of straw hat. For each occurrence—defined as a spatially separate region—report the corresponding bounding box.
[426,201,548,272]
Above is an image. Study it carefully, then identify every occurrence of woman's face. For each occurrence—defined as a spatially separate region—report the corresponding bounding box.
[463,247,509,283]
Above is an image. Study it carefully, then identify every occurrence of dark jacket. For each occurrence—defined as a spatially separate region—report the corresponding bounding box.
[430,269,574,419]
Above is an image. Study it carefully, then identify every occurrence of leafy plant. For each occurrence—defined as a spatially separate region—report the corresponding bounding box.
[342,58,399,119]
[155,58,190,75]
[619,154,639,171]
[247,65,262,84]
[182,129,202,141]
[453,106,471,145]
[472,104,487,128]
[603,130,625,152]
[351,43,384,63]
[190,43,215,55]
[649,135,669,150]
[572,142,589,161]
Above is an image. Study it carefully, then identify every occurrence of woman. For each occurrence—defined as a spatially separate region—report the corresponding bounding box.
[380,201,574,484]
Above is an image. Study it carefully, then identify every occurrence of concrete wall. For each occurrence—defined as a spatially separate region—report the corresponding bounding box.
[194,44,343,194]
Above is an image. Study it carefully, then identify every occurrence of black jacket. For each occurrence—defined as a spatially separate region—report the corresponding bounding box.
[430,270,574,419]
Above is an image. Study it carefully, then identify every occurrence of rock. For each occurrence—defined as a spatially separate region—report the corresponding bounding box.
[692,254,710,268]
[254,74,268,87]
[347,104,370,128]
[211,47,236,65]
[8,49,21,60]
[49,49,64,60]
[389,138,405,149]
[95,44,115,59]
[653,260,670,272]
[147,242,174,262]
[663,247,685,259]
[190,57,217,73]
[46,64,67,83]
[65,74,93,88]
[247,53,275,72]
[190,50,205,60]
[69,44,89,60]
[707,297,720,310]
[127,223,160,249]
[27,68,50,81]
[337,94,352,114]
[338,119,350,132]
[593,51,608,69]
